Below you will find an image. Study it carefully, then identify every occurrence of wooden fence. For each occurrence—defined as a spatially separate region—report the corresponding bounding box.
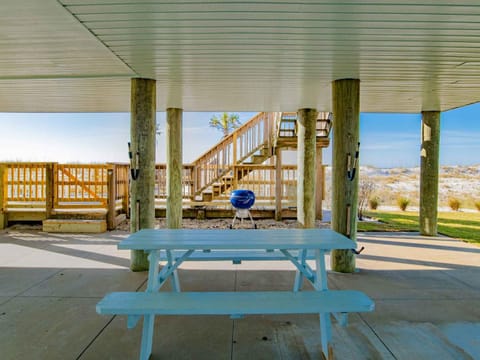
[0,161,306,229]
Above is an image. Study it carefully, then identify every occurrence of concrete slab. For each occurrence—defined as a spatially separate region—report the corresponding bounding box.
[371,321,473,359]
[235,270,300,291]
[331,317,395,360]
[81,315,233,360]
[137,268,237,292]
[0,267,60,296]
[363,299,480,323]
[0,296,13,306]
[0,297,109,360]
[0,231,130,269]
[0,229,479,359]
[439,322,480,359]
[176,268,237,292]
[22,268,146,297]
[232,315,319,359]
[442,269,480,290]
[328,269,480,300]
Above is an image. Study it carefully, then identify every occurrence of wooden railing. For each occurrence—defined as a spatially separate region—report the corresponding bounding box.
[213,164,298,206]
[0,161,301,210]
[191,112,279,195]
[3,162,48,209]
[54,164,108,208]
[155,164,195,199]
[113,164,130,213]
[0,163,130,213]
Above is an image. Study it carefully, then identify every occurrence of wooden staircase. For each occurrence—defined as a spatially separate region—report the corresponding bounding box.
[192,112,332,202]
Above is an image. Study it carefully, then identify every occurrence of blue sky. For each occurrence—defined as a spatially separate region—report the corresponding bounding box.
[0,105,479,168]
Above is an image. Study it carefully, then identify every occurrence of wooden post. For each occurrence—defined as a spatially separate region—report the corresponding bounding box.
[107,166,116,230]
[166,108,183,229]
[0,164,7,229]
[45,163,55,219]
[331,79,360,273]
[130,78,156,271]
[123,165,130,218]
[232,131,238,164]
[420,111,440,236]
[297,108,318,228]
[275,147,283,221]
[315,147,323,220]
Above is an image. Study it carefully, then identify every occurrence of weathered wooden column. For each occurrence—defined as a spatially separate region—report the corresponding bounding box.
[420,111,440,236]
[45,163,55,220]
[297,108,318,228]
[331,79,360,273]
[275,147,283,221]
[315,147,323,220]
[130,78,156,271]
[0,164,7,229]
[166,108,183,229]
[107,165,116,230]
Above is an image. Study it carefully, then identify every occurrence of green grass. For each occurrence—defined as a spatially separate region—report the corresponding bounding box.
[359,210,480,244]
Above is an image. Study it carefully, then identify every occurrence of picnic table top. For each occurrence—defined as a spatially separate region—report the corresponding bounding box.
[118,228,355,251]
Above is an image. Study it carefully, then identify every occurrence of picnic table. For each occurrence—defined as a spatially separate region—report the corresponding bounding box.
[97,228,374,360]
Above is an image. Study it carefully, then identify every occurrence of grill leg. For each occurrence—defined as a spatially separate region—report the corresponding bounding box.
[248,210,256,229]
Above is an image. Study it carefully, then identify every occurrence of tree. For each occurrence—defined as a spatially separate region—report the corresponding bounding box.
[209,112,241,137]
[358,179,376,220]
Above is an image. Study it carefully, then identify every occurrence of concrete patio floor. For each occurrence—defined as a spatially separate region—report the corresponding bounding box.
[1,227,479,359]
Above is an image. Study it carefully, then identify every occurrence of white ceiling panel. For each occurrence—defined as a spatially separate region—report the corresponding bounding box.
[1,1,480,112]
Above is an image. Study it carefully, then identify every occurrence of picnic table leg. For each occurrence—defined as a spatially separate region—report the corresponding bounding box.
[315,249,333,359]
[166,250,181,292]
[138,251,161,359]
[320,313,333,359]
[140,314,155,360]
[293,249,307,292]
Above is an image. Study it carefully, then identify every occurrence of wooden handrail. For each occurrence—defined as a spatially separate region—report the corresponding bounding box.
[191,112,279,196]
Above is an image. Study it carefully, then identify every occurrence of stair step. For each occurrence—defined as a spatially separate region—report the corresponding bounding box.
[43,219,106,233]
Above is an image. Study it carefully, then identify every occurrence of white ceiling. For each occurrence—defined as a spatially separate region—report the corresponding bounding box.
[2,1,480,113]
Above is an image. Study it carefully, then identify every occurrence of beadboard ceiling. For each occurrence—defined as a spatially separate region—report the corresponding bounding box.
[1,1,480,112]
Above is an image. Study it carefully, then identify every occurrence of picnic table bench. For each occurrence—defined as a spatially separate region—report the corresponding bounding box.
[97,228,374,360]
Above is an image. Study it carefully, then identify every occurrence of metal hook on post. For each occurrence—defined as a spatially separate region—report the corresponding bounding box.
[347,142,360,181]
[351,246,365,255]
[128,142,140,180]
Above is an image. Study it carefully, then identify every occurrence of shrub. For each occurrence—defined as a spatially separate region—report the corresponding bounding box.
[369,197,379,210]
[397,197,410,211]
[448,198,461,211]
[475,201,480,212]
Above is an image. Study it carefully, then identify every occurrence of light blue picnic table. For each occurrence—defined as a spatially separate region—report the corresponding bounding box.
[97,228,374,360]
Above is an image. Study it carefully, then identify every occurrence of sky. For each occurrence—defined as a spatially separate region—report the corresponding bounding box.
[0,104,479,168]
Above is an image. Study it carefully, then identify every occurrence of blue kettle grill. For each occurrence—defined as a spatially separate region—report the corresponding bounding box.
[229,189,256,229]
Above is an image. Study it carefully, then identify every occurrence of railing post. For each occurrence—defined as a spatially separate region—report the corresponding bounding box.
[232,131,238,164]
[45,163,55,219]
[0,164,7,229]
[107,165,116,230]
[233,165,238,190]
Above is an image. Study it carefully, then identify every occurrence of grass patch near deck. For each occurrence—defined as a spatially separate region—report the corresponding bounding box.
[359,211,480,244]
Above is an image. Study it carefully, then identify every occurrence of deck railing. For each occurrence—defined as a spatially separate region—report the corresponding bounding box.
[155,164,195,199]
[3,162,48,209]
[1,162,301,209]
[191,112,278,195]
[215,164,297,207]
[54,164,108,208]
[0,163,130,228]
